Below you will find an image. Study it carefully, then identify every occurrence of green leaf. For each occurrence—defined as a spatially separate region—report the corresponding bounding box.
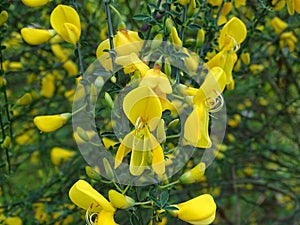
[130,213,142,225]
[133,14,152,22]
[187,24,202,30]
[164,205,178,211]
[160,191,169,207]
[147,3,159,10]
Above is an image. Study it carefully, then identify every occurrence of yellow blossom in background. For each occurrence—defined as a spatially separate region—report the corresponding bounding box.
[21,28,54,45]
[50,5,81,45]
[16,93,32,106]
[33,113,71,132]
[279,31,298,51]
[234,0,247,8]
[168,194,217,225]
[4,217,23,225]
[50,147,75,166]
[40,74,55,98]
[271,17,288,34]
[115,86,165,175]
[21,0,50,7]
[0,10,8,26]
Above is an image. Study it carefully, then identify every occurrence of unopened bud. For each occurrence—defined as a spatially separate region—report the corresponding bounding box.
[241,52,250,65]
[171,27,182,47]
[16,93,32,106]
[1,136,11,149]
[0,77,7,87]
[95,76,104,89]
[156,119,166,143]
[165,17,173,33]
[76,127,90,142]
[151,33,163,49]
[103,158,114,180]
[105,92,114,108]
[187,0,197,17]
[85,165,101,181]
[108,189,135,209]
[90,83,97,105]
[179,162,206,184]
[196,29,205,48]
[0,10,8,26]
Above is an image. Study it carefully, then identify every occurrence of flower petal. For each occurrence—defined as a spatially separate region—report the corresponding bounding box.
[219,17,247,50]
[193,67,226,104]
[21,28,53,45]
[97,210,117,225]
[50,4,81,44]
[115,131,135,169]
[177,194,216,225]
[123,86,162,129]
[69,180,115,212]
[150,134,165,175]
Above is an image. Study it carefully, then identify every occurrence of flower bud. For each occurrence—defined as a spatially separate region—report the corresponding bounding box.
[196,29,205,48]
[33,113,71,132]
[76,127,90,142]
[171,27,182,47]
[108,189,135,209]
[16,93,32,106]
[241,52,250,65]
[103,158,114,180]
[105,92,114,108]
[151,33,163,50]
[21,28,54,45]
[179,162,206,184]
[0,76,7,87]
[178,0,190,6]
[22,0,49,7]
[90,83,98,105]
[50,147,75,166]
[0,10,8,26]
[1,136,11,149]
[187,0,197,17]
[165,17,173,33]
[85,165,101,181]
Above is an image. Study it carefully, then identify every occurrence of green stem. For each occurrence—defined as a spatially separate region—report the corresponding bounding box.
[105,1,116,69]
[134,200,152,206]
[159,180,180,189]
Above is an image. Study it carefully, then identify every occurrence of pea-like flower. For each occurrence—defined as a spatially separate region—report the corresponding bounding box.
[21,28,54,45]
[22,0,49,7]
[183,67,226,148]
[33,113,71,132]
[168,194,217,225]
[50,4,81,45]
[50,147,75,166]
[115,86,165,176]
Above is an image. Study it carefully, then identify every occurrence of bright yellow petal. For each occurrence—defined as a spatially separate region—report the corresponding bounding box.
[123,86,162,130]
[287,0,295,15]
[129,134,150,176]
[177,194,216,224]
[219,17,247,50]
[21,28,53,45]
[183,107,201,147]
[295,0,300,13]
[50,4,81,43]
[97,210,117,225]
[33,113,71,132]
[60,22,80,44]
[194,67,226,104]
[22,0,49,7]
[69,180,115,212]
[50,147,75,166]
[271,17,288,34]
[150,134,165,175]
[115,131,135,168]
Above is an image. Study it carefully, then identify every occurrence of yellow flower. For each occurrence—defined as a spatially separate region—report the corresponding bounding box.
[40,74,55,98]
[108,190,135,209]
[206,50,238,87]
[22,0,49,7]
[234,0,247,8]
[179,162,206,184]
[33,113,71,132]
[183,67,226,148]
[115,86,165,176]
[271,17,288,34]
[0,10,8,26]
[50,5,81,45]
[279,31,298,51]
[4,217,23,225]
[16,93,32,106]
[69,180,117,225]
[50,147,75,166]
[21,28,54,45]
[96,30,143,70]
[168,194,216,225]
[219,17,247,51]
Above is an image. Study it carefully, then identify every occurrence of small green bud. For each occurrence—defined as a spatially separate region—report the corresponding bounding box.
[103,158,114,180]
[104,92,114,108]
[76,127,90,142]
[85,165,101,181]
[1,136,11,149]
